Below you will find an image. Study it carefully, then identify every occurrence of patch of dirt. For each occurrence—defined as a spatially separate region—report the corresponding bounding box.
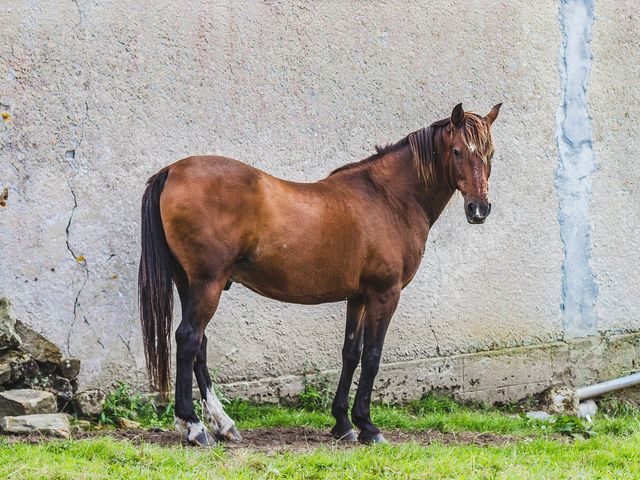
[2,427,522,452]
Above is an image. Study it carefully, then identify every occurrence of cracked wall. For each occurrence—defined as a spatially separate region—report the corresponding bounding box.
[0,1,638,400]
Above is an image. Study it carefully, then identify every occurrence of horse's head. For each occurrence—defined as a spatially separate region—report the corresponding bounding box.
[446,103,501,224]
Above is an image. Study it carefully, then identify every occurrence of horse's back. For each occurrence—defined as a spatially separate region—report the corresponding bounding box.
[166,155,262,189]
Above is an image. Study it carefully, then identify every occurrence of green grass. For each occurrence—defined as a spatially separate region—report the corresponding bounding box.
[226,398,639,438]
[1,433,639,479]
[3,391,639,479]
[96,382,640,438]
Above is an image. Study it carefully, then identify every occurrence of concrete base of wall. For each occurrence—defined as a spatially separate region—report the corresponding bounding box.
[221,332,640,405]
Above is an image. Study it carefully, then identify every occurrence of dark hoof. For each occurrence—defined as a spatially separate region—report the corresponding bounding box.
[219,425,243,443]
[358,431,387,445]
[187,429,217,448]
[331,428,358,442]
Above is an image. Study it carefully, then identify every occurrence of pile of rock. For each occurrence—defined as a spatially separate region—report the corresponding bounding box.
[0,298,105,438]
[0,389,71,438]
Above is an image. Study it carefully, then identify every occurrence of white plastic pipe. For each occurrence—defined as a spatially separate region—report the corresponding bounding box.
[576,372,640,400]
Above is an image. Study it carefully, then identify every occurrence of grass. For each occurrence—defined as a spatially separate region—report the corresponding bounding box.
[1,432,639,479]
[2,388,640,479]
[97,381,639,438]
[227,397,639,438]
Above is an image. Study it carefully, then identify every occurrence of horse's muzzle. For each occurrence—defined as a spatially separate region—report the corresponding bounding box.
[466,201,491,224]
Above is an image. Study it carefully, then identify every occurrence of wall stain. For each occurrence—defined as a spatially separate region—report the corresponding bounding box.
[555,0,598,339]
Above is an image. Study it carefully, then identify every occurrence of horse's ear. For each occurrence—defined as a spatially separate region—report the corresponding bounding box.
[486,103,502,124]
[451,103,465,128]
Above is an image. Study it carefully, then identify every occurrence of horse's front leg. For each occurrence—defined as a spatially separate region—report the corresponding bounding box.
[351,286,400,444]
[330,297,365,442]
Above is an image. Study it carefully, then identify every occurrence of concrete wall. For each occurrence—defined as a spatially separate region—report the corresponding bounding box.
[0,0,638,402]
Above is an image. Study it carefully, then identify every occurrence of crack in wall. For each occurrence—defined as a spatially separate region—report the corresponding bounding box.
[118,333,137,364]
[71,0,84,26]
[427,240,443,356]
[62,0,94,355]
[65,182,89,354]
[555,0,598,339]
[428,321,442,357]
[65,100,89,164]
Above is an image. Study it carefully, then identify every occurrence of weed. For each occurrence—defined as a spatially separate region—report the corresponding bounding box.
[407,392,461,415]
[501,394,541,414]
[522,413,595,439]
[598,394,640,417]
[299,365,335,412]
[100,382,175,428]
[551,415,595,439]
[100,377,227,429]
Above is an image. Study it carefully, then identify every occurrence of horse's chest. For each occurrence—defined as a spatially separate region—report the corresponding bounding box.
[401,244,426,287]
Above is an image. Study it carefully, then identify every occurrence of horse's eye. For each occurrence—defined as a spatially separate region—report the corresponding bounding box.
[453,148,461,158]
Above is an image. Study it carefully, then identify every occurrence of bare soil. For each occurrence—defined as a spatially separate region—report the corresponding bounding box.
[3,427,522,452]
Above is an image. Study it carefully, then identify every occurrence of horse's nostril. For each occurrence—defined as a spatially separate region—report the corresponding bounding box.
[467,202,477,214]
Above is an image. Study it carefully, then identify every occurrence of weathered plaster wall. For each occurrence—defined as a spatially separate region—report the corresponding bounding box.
[590,0,640,335]
[0,0,637,402]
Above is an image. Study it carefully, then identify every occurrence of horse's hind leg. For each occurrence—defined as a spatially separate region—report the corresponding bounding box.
[193,336,220,437]
[174,280,224,447]
[193,335,242,442]
[330,297,365,442]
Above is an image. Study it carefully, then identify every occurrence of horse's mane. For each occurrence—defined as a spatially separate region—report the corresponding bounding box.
[329,113,493,185]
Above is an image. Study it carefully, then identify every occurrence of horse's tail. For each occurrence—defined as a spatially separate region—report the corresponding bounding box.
[138,168,173,401]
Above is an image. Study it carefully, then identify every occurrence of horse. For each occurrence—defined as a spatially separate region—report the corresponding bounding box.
[138,103,501,446]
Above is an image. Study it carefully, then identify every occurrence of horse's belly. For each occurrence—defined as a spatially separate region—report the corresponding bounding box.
[230,254,357,305]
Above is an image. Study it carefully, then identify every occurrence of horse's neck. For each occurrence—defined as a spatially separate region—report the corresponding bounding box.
[421,176,456,226]
[371,146,455,227]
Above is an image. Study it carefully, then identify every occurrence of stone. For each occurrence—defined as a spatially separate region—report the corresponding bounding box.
[0,361,10,385]
[0,389,57,416]
[117,418,141,429]
[14,321,62,371]
[542,386,579,416]
[578,399,598,421]
[73,389,106,419]
[57,358,81,379]
[0,350,39,385]
[1,413,71,439]
[525,410,553,422]
[0,298,21,352]
[71,419,91,434]
[19,374,74,408]
[50,376,74,406]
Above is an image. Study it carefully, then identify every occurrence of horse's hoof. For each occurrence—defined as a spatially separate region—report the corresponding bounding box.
[187,430,217,448]
[220,425,243,443]
[332,428,358,442]
[358,431,387,445]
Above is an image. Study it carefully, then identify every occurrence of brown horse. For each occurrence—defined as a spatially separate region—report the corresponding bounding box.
[138,103,501,446]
